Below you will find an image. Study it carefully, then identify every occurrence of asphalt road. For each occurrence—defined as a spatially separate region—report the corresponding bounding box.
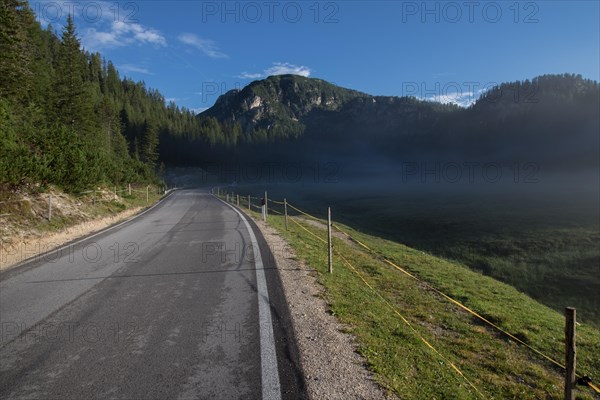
[0,189,306,399]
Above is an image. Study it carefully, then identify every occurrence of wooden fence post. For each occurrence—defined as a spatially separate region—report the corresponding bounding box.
[565,307,576,400]
[284,198,288,230]
[248,195,251,211]
[237,194,240,207]
[128,183,131,196]
[93,190,96,205]
[327,207,332,274]
[48,195,52,221]
[146,186,149,204]
[264,191,268,220]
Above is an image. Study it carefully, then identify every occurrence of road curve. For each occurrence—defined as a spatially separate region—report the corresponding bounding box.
[0,189,306,399]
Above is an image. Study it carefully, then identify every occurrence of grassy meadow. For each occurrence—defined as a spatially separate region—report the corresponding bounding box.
[232,180,600,328]
[234,197,600,399]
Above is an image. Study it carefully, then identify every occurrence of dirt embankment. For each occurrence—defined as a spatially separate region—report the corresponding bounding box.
[0,188,146,272]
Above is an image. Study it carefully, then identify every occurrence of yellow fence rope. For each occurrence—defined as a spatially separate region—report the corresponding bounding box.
[334,250,486,399]
[333,224,600,394]
[237,194,600,395]
[332,224,568,368]
[286,203,323,222]
[288,216,328,244]
[283,212,484,395]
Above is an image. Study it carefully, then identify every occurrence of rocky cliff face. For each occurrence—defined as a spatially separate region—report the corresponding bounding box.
[199,74,461,141]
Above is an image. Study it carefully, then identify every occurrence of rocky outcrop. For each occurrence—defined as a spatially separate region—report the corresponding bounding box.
[200,74,370,133]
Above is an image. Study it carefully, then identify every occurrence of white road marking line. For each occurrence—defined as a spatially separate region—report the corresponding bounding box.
[214,194,282,400]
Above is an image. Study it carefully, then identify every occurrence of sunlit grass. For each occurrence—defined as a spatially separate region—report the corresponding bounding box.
[235,185,600,327]
[242,203,600,399]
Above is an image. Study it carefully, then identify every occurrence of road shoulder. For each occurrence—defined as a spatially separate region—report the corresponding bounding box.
[250,217,395,399]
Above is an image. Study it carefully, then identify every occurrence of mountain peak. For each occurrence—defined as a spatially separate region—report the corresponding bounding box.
[200,75,370,134]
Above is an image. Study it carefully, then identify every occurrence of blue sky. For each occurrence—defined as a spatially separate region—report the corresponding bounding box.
[32,0,600,112]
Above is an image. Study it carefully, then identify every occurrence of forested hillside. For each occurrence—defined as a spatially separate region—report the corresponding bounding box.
[0,0,206,192]
[3,1,598,188]
[160,73,599,172]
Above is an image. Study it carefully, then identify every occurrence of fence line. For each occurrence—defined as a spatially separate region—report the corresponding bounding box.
[335,249,485,398]
[214,188,600,396]
[241,192,484,397]
[290,200,570,370]
[288,216,327,244]
[329,221,583,376]
[285,203,323,222]
[218,190,484,394]
[0,184,166,221]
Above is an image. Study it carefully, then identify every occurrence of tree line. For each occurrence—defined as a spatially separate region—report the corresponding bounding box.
[0,0,225,192]
[2,0,598,190]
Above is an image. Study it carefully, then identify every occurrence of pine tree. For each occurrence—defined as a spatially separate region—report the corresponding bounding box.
[1,4,233,191]
[53,14,92,134]
[0,0,33,103]
[141,118,159,166]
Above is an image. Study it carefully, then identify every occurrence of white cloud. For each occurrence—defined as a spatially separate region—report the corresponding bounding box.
[427,92,476,107]
[178,33,228,59]
[83,29,120,48]
[236,72,264,79]
[34,1,168,50]
[266,62,311,77]
[126,22,166,46]
[83,20,166,50]
[236,62,312,80]
[118,64,154,75]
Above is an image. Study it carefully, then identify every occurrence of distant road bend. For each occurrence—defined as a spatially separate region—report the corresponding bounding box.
[0,189,306,399]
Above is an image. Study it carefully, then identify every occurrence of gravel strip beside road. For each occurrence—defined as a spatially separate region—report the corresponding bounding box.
[251,217,396,400]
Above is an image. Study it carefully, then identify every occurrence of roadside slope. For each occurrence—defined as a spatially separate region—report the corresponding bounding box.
[248,215,395,399]
[1,186,163,271]
[232,197,600,399]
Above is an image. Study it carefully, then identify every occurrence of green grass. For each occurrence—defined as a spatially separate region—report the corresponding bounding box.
[239,200,600,399]
[331,196,600,328]
[236,185,600,327]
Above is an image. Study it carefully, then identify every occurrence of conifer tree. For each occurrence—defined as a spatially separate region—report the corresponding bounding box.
[141,118,159,166]
[0,0,32,103]
[53,14,92,134]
